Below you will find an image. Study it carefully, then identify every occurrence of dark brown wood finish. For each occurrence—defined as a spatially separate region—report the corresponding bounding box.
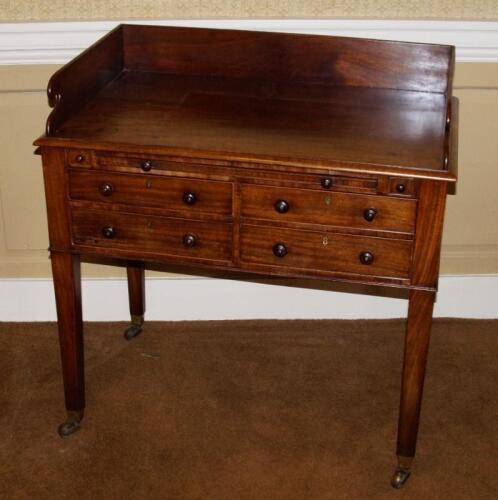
[446,96,459,189]
[41,147,85,435]
[41,148,72,250]
[240,224,413,279]
[127,262,145,320]
[51,253,85,416]
[411,180,448,288]
[122,25,453,93]
[241,183,417,234]
[35,24,457,486]
[43,75,450,174]
[397,289,436,459]
[68,169,233,216]
[46,26,123,136]
[71,209,233,263]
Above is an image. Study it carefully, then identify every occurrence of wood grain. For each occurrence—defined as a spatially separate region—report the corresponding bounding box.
[51,252,85,413]
[240,183,417,233]
[46,25,123,136]
[127,261,145,318]
[68,169,233,216]
[71,209,233,263]
[446,96,459,186]
[36,24,457,478]
[47,73,449,174]
[240,224,413,279]
[397,289,436,458]
[41,148,72,250]
[411,181,448,287]
[123,25,453,93]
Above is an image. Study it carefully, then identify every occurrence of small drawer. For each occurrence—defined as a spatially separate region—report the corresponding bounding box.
[71,209,232,262]
[241,184,416,233]
[67,149,92,167]
[388,177,415,197]
[97,154,177,173]
[69,170,233,216]
[316,174,377,193]
[239,168,378,194]
[240,225,412,278]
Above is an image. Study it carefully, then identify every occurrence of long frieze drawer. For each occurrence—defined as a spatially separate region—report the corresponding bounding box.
[69,170,233,216]
[72,209,232,262]
[240,225,412,278]
[241,184,416,233]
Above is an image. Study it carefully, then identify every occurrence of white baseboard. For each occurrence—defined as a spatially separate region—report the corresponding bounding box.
[1,20,498,65]
[0,275,496,321]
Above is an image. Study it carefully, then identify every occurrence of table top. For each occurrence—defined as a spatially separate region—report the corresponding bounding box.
[34,24,457,181]
[52,70,448,172]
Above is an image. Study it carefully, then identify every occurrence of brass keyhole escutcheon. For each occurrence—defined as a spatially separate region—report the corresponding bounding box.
[324,196,332,206]
[322,236,328,246]
[146,180,152,189]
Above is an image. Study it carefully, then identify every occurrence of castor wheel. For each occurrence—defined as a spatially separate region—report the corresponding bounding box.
[391,467,411,489]
[391,456,413,489]
[124,314,144,341]
[57,410,84,438]
[124,323,143,340]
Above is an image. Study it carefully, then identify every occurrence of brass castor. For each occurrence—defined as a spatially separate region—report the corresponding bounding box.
[391,467,411,489]
[391,456,413,489]
[58,410,84,438]
[124,314,144,341]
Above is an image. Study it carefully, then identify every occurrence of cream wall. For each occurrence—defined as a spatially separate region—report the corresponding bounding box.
[0,61,497,278]
[1,2,497,21]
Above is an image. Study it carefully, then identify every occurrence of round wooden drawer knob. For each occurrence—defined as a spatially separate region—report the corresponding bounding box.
[183,233,197,248]
[183,192,197,205]
[141,160,153,172]
[396,183,406,193]
[76,154,85,163]
[321,177,333,189]
[99,182,114,196]
[363,208,377,222]
[102,226,116,239]
[359,251,374,265]
[273,243,288,258]
[274,199,290,214]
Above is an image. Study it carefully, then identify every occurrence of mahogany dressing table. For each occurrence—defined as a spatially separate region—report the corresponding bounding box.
[34,24,458,489]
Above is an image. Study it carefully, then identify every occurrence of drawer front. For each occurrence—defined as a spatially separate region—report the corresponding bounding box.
[240,184,416,233]
[242,170,379,194]
[97,154,179,172]
[72,209,232,262]
[69,170,233,216]
[240,225,412,278]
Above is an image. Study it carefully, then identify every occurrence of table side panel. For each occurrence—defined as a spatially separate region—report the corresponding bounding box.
[46,26,124,136]
[411,180,448,288]
[41,148,73,250]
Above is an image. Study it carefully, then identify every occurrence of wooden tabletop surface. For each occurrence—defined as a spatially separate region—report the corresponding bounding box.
[54,70,448,172]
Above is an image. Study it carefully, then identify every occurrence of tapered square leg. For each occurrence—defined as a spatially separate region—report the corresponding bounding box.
[51,252,85,437]
[124,261,146,340]
[392,289,436,488]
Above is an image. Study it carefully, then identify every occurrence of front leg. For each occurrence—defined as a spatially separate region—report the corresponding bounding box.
[51,252,85,437]
[392,289,436,488]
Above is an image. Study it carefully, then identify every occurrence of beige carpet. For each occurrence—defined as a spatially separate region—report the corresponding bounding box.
[0,319,497,499]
